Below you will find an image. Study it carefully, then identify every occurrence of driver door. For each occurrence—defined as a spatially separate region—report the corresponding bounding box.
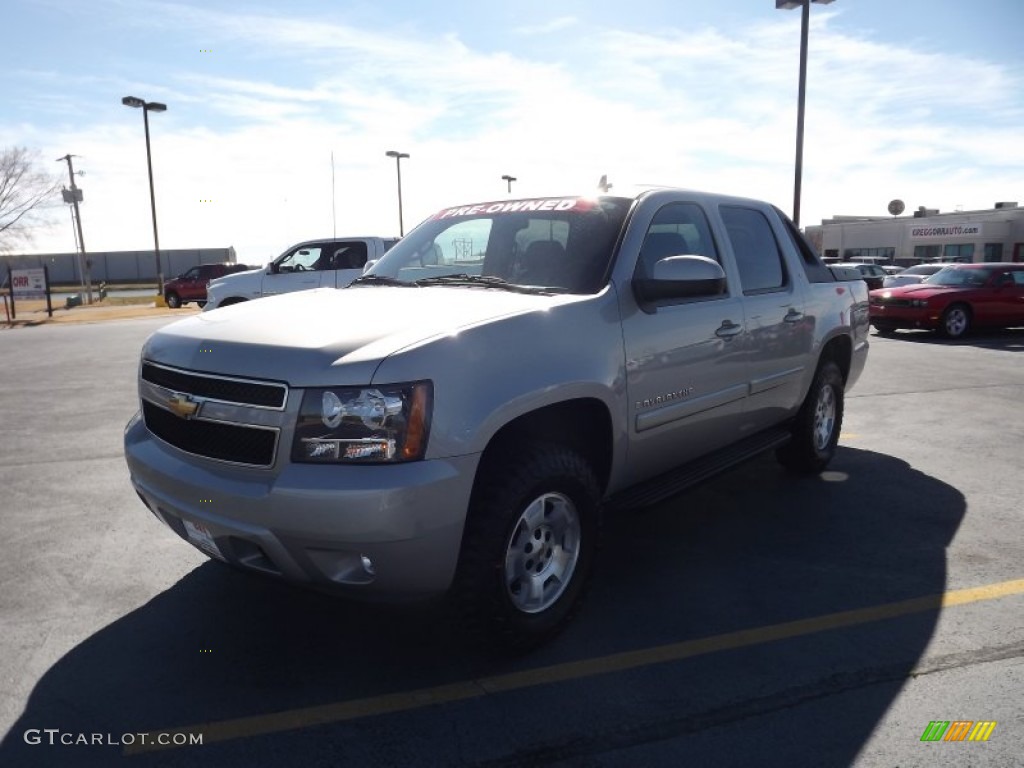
[263,242,334,296]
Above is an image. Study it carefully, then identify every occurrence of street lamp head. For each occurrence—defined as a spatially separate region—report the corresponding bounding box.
[122,96,167,112]
[385,150,410,160]
[502,174,517,183]
[776,0,833,7]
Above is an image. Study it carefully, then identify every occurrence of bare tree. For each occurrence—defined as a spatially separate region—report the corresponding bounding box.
[0,146,61,254]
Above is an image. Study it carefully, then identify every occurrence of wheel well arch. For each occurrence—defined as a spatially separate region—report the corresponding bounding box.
[819,334,852,383]
[218,297,248,307]
[477,398,614,494]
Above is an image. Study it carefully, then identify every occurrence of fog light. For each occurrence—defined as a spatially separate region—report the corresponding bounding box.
[360,555,375,576]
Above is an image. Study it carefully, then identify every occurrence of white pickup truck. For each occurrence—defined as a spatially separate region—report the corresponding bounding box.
[204,236,399,309]
[126,188,869,650]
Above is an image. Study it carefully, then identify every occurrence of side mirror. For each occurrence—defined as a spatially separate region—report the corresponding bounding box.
[633,255,726,305]
[267,263,277,275]
[363,260,378,274]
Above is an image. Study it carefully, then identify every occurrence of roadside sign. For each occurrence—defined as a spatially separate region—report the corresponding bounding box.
[11,269,47,300]
[5,267,53,320]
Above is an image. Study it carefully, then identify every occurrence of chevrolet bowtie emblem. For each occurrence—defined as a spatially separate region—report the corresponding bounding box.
[167,394,200,419]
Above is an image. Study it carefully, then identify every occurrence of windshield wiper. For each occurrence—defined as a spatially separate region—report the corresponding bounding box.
[349,274,416,287]
[414,274,555,294]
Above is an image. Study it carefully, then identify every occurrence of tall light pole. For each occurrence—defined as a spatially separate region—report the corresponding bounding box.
[776,0,833,228]
[57,154,91,303]
[122,95,168,296]
[502,174,517,194]
[385,150,410,236]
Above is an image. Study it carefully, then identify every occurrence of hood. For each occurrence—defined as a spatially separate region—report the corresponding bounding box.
[872,282,965,299]
[209,267,263,286]
[143,285,582,386]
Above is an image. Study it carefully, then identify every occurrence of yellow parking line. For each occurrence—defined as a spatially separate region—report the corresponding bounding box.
[126,577,1024,754]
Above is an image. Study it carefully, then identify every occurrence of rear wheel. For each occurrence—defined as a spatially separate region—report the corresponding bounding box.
[164,291,181,309]
[451,443,600,652]
[940,303,971,339]
[777,360,844,474]
[196,301,207,309]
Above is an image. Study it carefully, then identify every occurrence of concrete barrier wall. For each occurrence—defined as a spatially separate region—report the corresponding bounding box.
[1,248,237,284]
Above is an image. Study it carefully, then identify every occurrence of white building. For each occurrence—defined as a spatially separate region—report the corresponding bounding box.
[804,202,1024,266]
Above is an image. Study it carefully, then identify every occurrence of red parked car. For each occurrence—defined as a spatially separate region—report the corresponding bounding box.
[869,263,1024,339]
[163,263,252,308]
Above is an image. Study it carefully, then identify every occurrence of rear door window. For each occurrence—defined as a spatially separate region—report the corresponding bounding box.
[720,206,787,294]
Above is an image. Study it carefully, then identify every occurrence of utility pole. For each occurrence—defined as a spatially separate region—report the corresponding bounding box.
[57,154,92,303]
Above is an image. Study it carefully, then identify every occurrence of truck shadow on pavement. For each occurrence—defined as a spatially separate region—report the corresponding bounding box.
[2,447,964,767]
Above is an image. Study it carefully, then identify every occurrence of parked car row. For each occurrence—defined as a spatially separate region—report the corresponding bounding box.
[163,238,402,309]
[162,263,253,308]
[829,262,888,290]
[881,263,954,288]
[869,263,1024,338]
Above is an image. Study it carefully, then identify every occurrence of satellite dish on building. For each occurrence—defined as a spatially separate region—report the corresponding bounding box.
[888,199,905,216]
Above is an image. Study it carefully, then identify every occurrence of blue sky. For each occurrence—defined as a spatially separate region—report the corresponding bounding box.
[2,0,1022,262]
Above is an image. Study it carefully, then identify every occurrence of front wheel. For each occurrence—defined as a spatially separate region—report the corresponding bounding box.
[940,304,971,339]
[164,291,181,309]
[777,360,844,474]
[451,444,600,652]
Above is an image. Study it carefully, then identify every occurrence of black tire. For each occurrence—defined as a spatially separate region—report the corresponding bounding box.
[940,303,971,339]
[165,291,181,309]
[197,301,207,309]
[776,360,844,474]
[451,443,600,653]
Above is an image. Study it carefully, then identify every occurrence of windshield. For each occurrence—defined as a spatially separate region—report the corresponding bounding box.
[361,196,633,294]
[924,266,992,287]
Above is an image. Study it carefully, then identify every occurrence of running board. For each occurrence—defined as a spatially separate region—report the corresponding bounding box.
[608,427,792,512]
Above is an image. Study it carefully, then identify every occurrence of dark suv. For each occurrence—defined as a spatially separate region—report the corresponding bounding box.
[164,263,252,308]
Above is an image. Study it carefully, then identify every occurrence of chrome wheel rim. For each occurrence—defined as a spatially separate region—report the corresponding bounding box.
[504,492,581,614]
[946,309,967,336]
[813,384,836,451]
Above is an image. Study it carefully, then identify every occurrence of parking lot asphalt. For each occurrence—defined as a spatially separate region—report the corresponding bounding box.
[0,318,1021,767]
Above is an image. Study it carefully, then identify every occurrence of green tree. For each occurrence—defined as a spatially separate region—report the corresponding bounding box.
[0,146,61,254]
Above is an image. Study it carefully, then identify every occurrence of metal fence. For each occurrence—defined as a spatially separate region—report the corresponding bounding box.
[0,247,237,284]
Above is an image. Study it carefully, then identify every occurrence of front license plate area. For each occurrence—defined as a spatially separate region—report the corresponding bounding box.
[183,519,224,560]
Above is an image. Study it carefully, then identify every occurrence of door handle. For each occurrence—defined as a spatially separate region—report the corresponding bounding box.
[784,308,804,323]
[715,320,743,339]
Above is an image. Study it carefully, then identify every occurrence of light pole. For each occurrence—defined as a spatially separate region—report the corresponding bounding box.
[501,174,517,194]
[776,0,833,228]
[122,95,167,296]
[385,150,409,236]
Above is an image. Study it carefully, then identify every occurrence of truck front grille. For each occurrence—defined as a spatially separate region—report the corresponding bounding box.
[139,361,286,467]
[142,362,286,408]
[142,400,277,467]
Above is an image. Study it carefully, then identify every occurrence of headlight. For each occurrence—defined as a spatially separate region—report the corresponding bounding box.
[292,382,432,463]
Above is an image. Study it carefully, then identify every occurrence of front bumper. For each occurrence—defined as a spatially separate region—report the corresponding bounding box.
[125,414,479,599]
[869,305,941,330]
